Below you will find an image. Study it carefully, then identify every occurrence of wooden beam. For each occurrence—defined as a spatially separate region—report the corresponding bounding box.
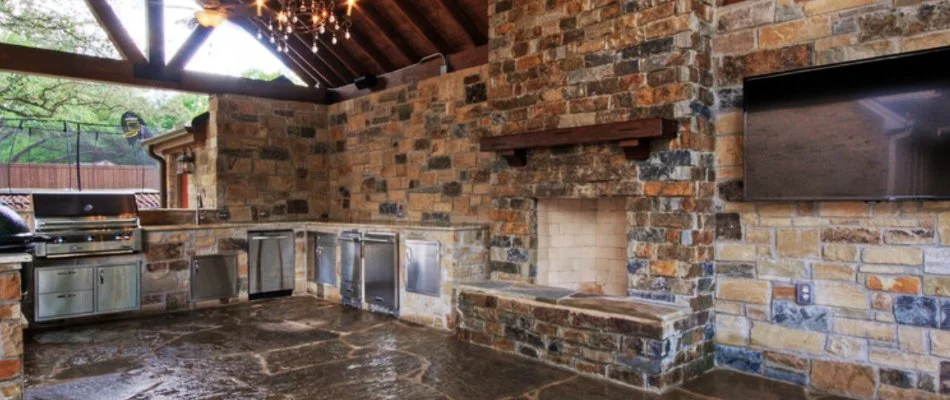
[436,0,487,46]
[165,26,214,73]
[391,1,452,54]
[357,3,418,65]
[85,0,147,65]
[233,17,321,87]
[146,0,165,71]
[0,42,326,103]
[479,118,678,165]
[332,45,487,102]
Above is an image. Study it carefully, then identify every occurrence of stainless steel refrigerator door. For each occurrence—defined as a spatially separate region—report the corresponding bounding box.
[406,240,440,297]
[363,233,397,311]
[338,233,362,303]
[191,254,238,301]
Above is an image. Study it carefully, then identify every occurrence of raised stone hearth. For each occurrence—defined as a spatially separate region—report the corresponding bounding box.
[537,198,628,296]
[456,282,708,393]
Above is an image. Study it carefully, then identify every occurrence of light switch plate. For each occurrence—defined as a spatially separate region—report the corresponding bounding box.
[795,282,814,305]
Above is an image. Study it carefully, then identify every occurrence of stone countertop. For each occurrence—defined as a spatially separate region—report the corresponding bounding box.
[459,281,690,323]
[142,219,489,232]
[0,253,30,266]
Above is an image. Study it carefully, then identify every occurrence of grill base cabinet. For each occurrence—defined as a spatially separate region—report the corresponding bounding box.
[32,256,141,322]
[96,264,139,313]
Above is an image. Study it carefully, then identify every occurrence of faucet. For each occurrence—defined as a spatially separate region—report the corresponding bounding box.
[195,194,203,225]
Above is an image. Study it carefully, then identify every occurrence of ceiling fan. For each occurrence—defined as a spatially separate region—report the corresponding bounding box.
[189,0,256,28]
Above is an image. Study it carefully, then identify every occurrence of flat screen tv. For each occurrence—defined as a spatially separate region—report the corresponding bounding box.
[744,47,950,201]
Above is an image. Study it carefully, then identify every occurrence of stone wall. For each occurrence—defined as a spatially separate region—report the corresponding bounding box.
[711,0,950,398]
[486,0,717,308]
[0,260,23,400]
[324,66,495,224]
[456,290,710,392]
[210,94,330,222]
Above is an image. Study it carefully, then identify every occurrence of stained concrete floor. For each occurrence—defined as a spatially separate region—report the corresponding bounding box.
[25,296,846,400]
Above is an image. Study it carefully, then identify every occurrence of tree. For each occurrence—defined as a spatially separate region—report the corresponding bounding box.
[0,0,207,127]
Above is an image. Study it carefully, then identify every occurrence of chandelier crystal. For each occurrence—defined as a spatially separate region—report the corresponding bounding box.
[256,0,355,55]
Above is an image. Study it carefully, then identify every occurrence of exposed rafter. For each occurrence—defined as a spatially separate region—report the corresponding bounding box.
[357,3,418,65]
[312,33,364,79]
[165,26,214,73]
[391,1,452,54]
[234,17,322,87]
[346,26,397,72]
[84,0,147,65]
[436,0,487,46]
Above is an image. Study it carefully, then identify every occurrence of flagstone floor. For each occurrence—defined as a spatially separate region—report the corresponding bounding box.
[24,296,848,400]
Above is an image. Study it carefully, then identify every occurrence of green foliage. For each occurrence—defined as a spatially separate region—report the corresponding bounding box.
[0,0,209,165]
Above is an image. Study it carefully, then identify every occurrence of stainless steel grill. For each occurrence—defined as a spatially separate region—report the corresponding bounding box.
[31,193,142,258]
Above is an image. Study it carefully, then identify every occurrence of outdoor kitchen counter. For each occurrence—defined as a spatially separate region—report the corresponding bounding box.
[0,253,31,265]
[139,221,489,330]
[141,220,489,232]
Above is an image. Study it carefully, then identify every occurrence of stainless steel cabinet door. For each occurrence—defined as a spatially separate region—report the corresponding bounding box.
[406,240,441,297]
[363,233,397,311]
[191,255,237,301]
[249,232,295,294]
[96,263,139,314]
[315,235,336,285]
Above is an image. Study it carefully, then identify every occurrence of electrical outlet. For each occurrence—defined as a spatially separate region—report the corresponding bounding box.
[795,282,814,305]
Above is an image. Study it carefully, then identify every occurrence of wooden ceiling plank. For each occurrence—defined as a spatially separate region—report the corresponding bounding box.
[85,0,147,65]
[286,25,354,86]
[0,42,326,103]
[436,0,487,46]
[146,0,165,71]
[346,27,397,72]
[391,1,453,54]
[285,34,349,87]
[165,26,214,73]
[234,18,323,87]
[357,3,419,65]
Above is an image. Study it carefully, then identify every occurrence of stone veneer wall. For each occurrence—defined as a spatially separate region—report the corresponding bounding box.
[210,94,330,222]
[486,0,717,308]
[0,261,22,400]
[324,66,495,224]
[711,0,950,398]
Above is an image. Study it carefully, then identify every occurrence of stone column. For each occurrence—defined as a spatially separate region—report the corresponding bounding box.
[0,254,26,400]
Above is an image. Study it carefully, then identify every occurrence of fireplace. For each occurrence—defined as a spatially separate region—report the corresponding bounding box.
[536,198,627,296]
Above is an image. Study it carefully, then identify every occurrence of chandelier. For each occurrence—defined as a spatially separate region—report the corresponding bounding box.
[255,0,356,55]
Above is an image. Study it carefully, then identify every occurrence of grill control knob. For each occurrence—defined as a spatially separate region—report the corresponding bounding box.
[114,233,123,241]
[86,235,94,242]
[53,236,64,244]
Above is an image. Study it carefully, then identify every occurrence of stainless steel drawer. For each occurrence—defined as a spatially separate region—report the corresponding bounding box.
[36,267,94,294]
[36,291,94,320]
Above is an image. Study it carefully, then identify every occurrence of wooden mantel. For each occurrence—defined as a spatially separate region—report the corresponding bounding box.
[479,118,678,167]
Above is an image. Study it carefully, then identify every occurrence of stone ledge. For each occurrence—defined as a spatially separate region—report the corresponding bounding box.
[0,254,30,266]
[458,281,690,324]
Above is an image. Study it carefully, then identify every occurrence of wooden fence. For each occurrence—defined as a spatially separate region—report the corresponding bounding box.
[0,163,160,190]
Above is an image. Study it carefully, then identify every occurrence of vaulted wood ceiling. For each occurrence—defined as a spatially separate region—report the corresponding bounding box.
[232,0,489,91]
[0,0,487,104]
